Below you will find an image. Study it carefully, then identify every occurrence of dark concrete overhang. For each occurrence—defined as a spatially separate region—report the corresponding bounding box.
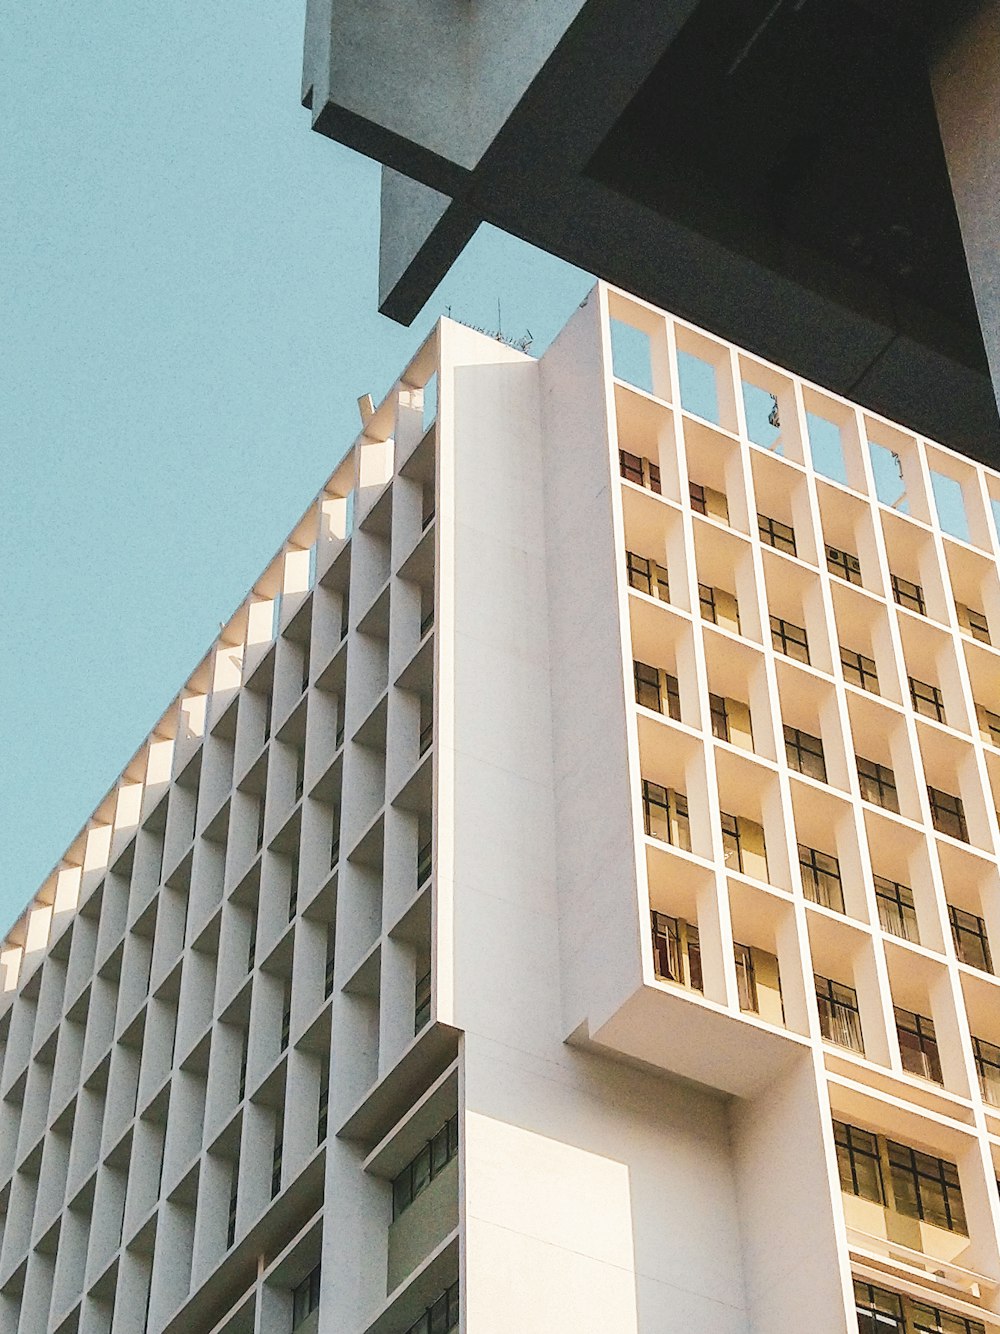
[304,0,1000,467]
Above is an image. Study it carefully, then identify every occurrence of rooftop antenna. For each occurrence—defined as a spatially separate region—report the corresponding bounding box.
[497,299,502,340]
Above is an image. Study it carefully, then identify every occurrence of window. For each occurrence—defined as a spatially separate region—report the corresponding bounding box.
[619,449,643,486]
[928,785,968,842]
[227,1161,240,1249]
[815,975,864,1053]
[720,811,742,872]
[895,1007,943,1084]
[979,705,1000,747]
[841,646,879,693]
[758,513,796,556]
[827,546,862,585]
[909,676,945,723]
[634,660,661,712]
[891,573,926,615]
[973,1035,1000,1106]
[798,844,844,913]
[238,1031,249,1103]
[909,1300,985,1334]
[664,674,682,722]
[280,988,291,1053]
[854,1280,904,1334]
[770,615,809,663]
[634,660,682,723]
[651,911,702,991]
[887,1139,966,1233]
[317,1064,329,1143]
[700,583,740,632]
[272,1115,284,1198]
[256,796,266,852]
[874,876,919,942]
[619,449,660,493]
[627,550,652,594]
[293,1266,322,1329]
[949,904,993,973]
[641,782,690,851]
[689,481,707,514]
[288,859,299,922]
[247,915,257,974]
[734,942,758,1013]
[324,928,336,999]
[417,839,433,885]
[834,1120,884,1204]
[784,725,827,782]
[857,756,899,812]
[414,968,431,1032]
[854,1285,985,1334]
[709,693,729,741]
[642,780,668,842]
[626,550,669,600]
[957,602,991,645]
[404,1281,460,1334]
[392,1117,459,1219]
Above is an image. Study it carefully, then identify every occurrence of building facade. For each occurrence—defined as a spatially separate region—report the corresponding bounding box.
[3,286,1000,1332]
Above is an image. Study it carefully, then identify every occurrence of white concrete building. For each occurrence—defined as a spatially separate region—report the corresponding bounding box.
[4,285,1000,1334]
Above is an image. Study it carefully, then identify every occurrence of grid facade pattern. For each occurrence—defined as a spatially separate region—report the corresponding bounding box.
[608,286,1000,1327]
[4,287,1000,1333]
[0,345,449,1333]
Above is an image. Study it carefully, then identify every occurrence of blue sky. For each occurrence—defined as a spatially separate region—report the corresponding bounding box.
[0,3,591,930]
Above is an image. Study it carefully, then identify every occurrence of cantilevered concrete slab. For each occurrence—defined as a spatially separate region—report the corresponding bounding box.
[303,0,1000,469]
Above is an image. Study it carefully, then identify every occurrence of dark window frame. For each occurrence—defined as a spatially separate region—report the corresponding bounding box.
[784,724,827,782]
[770,615,810,664]
[927,785,968,842]
[798,844,845,913]
[874,875,919,942]
[834,1120,884,1204]
[909,675,946,723]
[949,903,993,973]
[827,546,863,586]
[709,692,729,742]
[857,756,899,813]
[892,573,926,616]
[895,1006,943,1085]
[973,1035,1000,1107]
[841,645,879,693]
[887,1138,966,1233]
[964,605,991,644]
[634,660,662,713]
[815,974,864,1053]
[758,513,797,556]
[392,1116,460,1220]
[292,1266,322,1328]
[734,941,758,1013]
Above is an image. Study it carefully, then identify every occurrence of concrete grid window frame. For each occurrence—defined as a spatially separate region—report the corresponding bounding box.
[4,286,1000,1331]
